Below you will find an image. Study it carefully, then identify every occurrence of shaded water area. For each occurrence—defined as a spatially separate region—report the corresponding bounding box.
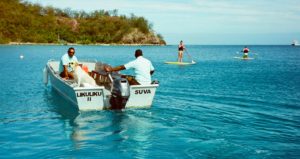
[0,45,299,158]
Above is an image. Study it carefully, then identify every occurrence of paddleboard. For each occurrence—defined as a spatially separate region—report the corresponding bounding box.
[164,61,196,65]
[233,57,254,60]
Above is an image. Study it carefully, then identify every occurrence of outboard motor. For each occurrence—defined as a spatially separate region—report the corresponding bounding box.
[110,77,130,109]
[95,62,105,72]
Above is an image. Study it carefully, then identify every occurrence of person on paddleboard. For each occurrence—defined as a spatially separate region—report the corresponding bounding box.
[242,46,250,58]
[178,40,185,62]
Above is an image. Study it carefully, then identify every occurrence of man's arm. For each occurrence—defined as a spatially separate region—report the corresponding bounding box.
[105,65,126,72]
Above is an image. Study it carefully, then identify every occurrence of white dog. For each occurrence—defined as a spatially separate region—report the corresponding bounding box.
[73,66,97,87]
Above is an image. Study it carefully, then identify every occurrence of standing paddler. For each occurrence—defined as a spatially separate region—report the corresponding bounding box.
[242,46,250,58]
[178,40,185,62]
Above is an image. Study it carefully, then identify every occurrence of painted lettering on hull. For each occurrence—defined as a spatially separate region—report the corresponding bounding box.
[76,92,102,97]
[135,89,151,94]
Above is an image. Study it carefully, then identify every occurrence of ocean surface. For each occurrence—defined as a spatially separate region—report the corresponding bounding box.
[0,45,299,158]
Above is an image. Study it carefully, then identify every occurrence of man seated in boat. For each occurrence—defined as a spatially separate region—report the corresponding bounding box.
[104,49,155,85]
[59,47,78,79]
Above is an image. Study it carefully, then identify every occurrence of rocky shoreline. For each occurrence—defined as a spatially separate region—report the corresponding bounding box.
[5,42,166,46]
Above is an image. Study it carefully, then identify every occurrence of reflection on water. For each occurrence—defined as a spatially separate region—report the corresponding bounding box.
[44,88,153,157]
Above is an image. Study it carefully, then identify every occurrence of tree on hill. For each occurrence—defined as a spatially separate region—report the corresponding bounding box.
[0,0,166,45]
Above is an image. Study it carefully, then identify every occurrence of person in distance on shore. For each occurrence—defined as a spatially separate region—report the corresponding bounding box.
[104,49,155,85]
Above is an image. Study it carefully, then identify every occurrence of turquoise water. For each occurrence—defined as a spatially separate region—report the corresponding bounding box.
[0,45,299,158]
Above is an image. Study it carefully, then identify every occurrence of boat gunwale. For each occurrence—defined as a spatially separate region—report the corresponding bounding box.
[47,61,106,91]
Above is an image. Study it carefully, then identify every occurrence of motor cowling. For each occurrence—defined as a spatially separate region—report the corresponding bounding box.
[110,77,130,109]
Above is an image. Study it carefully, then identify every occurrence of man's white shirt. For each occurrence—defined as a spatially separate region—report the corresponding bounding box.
[59,54,78,73]
[124,56,154,85]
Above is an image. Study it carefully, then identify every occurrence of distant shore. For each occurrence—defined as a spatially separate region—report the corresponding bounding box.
[1,42,166,46]
[0,43,292,46]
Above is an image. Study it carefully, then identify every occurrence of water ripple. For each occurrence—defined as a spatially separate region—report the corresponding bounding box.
[1,45,300,158]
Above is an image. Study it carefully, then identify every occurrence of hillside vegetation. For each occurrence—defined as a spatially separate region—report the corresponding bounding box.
[0,0,166,45]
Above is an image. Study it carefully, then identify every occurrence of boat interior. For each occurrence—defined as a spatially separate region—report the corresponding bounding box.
[48,60,115,90]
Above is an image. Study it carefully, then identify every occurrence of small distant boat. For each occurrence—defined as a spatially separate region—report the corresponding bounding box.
[44,60,159,110]
[291,40,299,46]
[20,54,24,59]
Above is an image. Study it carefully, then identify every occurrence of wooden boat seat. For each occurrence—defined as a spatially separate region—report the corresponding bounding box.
[90,71,111,86]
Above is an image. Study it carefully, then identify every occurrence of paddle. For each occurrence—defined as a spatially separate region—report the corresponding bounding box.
[185,49,196,63]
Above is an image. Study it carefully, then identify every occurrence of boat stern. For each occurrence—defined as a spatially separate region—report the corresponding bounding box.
[125,84,159,108]
[74,87,107,110]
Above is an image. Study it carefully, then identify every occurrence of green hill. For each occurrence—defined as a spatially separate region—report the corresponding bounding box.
[0,0,166,45]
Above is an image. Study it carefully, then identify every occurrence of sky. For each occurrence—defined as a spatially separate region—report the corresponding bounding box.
[27,0,300,45]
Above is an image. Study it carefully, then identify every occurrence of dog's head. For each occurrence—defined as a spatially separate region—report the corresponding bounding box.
[69,62,78,72]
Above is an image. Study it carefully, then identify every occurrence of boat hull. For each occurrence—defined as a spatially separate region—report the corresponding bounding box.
[47,62,107,110]
[46,60,158,110]
[124,84,158,108]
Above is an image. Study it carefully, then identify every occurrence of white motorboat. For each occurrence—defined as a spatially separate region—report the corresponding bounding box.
[291,40,299,46]
[43,60,159,110]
